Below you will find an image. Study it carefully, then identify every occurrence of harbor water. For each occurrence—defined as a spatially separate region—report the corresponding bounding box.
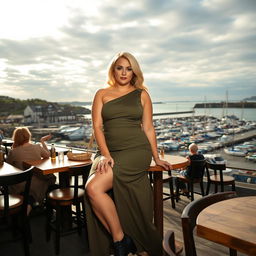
[152,101,256,121]
[84,101,256,121]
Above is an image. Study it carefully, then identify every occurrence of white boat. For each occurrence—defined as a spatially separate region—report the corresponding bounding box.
[245,154,256,162]
[159,140,180,151]
[67,126,92,141]
[204,154,227,164]
[236,144,256,152]
[66,126,85,140]
[220,135,232,142]
[58,125,79,134]
[224,147,246,157]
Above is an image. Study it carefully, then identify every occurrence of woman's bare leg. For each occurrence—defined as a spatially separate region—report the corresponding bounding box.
[86,166,124,242]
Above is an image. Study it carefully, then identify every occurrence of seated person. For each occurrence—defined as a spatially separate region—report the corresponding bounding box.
[6,127,56,212]
[176,143,205,193]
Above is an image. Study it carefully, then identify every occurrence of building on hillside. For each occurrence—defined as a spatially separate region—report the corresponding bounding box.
[24,104,77,124]
[6,115,24,124]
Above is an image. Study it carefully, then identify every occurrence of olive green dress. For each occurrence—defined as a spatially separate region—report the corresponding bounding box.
[85,89,162,256]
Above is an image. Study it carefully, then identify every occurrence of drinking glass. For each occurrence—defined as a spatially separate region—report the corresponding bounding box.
[58,151,64,162]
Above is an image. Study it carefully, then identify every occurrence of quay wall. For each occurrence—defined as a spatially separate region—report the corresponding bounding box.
[221,129,256,147]
[194,102,256,108]
[153,110,194,116]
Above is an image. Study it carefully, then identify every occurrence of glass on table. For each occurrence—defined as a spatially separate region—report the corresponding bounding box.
[58,151,64,162]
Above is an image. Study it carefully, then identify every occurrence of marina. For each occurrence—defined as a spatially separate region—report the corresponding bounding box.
[27,113,256,185]
[1,105,256,185]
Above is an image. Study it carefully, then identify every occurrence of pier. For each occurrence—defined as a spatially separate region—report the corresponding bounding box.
[194,102,256,108]
[221,129,256,147]
[153,110,194,116]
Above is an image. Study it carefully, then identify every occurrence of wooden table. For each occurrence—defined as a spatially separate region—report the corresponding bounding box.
[0,161,22,176]
[24,155,92,176]
[149,155,189,237]
[197,196,256,255]
[24,155,92,188]
[24,155,92,229]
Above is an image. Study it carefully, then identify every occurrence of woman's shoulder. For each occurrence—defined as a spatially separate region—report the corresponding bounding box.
[7,144,37,160]
[20,143,41,152]
[140,88,151,99]
[95,87,113,97]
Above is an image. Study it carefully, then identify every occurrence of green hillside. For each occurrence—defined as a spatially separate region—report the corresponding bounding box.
[0,96,90,116]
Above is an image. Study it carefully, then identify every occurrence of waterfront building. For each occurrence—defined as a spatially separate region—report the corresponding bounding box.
[24,104,77,124]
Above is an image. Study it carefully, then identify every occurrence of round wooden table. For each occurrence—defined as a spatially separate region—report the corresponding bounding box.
[0,162,22,176]
[149,155,189,237]
[197,196,256,255]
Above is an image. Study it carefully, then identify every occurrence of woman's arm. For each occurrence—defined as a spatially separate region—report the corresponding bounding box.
[40,134,51,158]
[92,89,114,171]
[141,90,172,170]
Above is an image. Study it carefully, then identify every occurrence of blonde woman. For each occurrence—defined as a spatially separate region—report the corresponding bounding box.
[7,127,56,208]
[85,52,172,256]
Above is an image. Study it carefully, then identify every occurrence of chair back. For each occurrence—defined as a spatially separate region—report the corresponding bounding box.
[181,191,236,256]
[0,167,33,218]
[206,161,226,172]
[205,161,226,183]
[187,159,206,180]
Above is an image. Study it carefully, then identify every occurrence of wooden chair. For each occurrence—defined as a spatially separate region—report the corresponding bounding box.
[181,191,237,256]
[163,171,176,209]
[149,171,176,209]
[176,159,206,202]
[163,230,183,255]
[205,161,236,194]
[0,167,33,256]
[46,164,91,255]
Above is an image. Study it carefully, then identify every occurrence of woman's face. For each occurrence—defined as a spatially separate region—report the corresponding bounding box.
[113,57,134,86]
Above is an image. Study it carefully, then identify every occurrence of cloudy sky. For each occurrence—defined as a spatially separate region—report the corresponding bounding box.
[0,0,255,103]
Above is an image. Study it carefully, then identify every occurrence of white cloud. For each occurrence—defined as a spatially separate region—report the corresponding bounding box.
[0,0,255,102]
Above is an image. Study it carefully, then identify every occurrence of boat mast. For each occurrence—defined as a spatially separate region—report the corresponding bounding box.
[225,90,228,116]
[241,101,244,120]
[204,95,207,130]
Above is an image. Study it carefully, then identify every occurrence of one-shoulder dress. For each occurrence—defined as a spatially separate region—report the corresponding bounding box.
[85,89,162,256]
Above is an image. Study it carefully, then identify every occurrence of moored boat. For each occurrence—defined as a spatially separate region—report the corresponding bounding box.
[224,147,247,157]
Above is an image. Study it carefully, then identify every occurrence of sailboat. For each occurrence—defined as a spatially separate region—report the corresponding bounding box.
[224,147,247,157]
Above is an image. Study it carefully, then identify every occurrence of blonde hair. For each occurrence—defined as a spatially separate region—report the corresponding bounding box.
[12,127,31,148]
[107,52,147,90]
[189,143,198,153]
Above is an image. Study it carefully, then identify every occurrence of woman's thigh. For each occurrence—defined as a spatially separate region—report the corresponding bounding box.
[86,166,113,193]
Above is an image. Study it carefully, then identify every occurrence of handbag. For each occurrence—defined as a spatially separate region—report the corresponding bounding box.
[67,134,95,161]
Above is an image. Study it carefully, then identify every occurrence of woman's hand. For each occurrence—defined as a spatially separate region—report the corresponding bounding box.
[155,158,172,170]
[96,155,114,173]
[40,134,52,142]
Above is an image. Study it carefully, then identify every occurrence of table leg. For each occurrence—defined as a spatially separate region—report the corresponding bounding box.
[59,172,70,188]
[58,172,73,230]
[153,171,163,238]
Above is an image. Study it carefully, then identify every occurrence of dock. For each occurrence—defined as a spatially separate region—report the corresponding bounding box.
[153,110,194,116]
[221,129,256,147]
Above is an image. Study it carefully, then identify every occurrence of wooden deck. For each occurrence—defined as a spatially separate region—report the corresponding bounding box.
[1,183,255,256]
